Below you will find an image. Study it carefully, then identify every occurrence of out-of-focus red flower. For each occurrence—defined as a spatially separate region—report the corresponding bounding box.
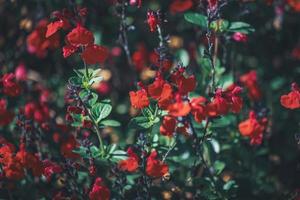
[208,0,218,10]
[63,44,78,58]
[66,25,94,47]
[60,135,80,159]
[239,70,262,101]
[24,102,50,124]
[129,0,142,8]
[232,32,248,42]
[280,82,300,109]
[238,111,268,145]
[132,44,148,71]
[81,44,109,64]
[292,47,300,59]
[96,82,111,96]
[15,148,44,177]
[170,0,193,14]
[46,20,64,38]
[15,63,27,81]
[147,11,159,32]
[27,19,60,58]
[146,150,169,178]
[160,116,176,136]
[167,101,191,117]
[190,96,207,123]
[89,177,110,200]
[129,89,149,109]
[0,99,14,126]
[118,147,139,172]
[2,73,21,97]
[43,160,62,182]
[287,0,300,12]
[149,51,173,72]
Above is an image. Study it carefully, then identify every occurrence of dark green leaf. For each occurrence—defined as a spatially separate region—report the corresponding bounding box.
[184,12,207,28]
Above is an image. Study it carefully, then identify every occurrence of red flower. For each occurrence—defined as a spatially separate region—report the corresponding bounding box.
[149,51,173,72]
[46,20,64,38]
[238,111,268,145]
[208,0,218,10]
[160,116,176,136]
[118,147,139,172]
[129,89,149,109]
[190,96,207,123]
[287,0,300,12]
[171,70,196,95]
[170,0,193,14]
[146,150,169,178]
[147,11,159,32]
[15,63,27,81]
[167,101,191,117]
[206,89,229,117]
[63,44,78,58]
[130,0,142,8]
[232,32,248,42]
[224,84,243,113]
[27,19,60,58]
[43,160,62,182]
[66,25,94,47]
[89,177,110,200]
[2,73,21,97]
[0,99,14,126]
[132,44,148,71]
[60,135,80,159]
[148,77,173,108]
[81,44,109,64]
[24,102,50,124]
[239,71,262,101]
[280,82,300,109]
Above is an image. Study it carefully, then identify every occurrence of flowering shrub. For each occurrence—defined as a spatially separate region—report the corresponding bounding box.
[0,0,299,199]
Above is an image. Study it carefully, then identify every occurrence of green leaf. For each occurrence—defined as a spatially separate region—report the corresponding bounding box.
[227,22,255,34]
[129,116,153,130]
[90,146,101,158]
[69,76,82,86]
[73,146,88,158]
[92,102,112,123]
[176,49,190,66]
[213,160,225,175]
[223,180,237,191]
[184,12,207,28]
[100,119,121,127]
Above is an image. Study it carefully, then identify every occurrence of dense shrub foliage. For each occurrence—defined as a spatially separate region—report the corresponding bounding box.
[0,0,299,199]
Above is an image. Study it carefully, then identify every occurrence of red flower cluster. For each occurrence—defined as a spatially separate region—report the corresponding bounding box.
[24,102,50,124]
[0,141,43,180]
[118,147,139,172]
[146,150,169,178]
[27,19,60,58]
[280,82,300,109]
[238,111,268,145]
[89,177,110,200]
[46,9,109,64]
[239,70,262,101]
